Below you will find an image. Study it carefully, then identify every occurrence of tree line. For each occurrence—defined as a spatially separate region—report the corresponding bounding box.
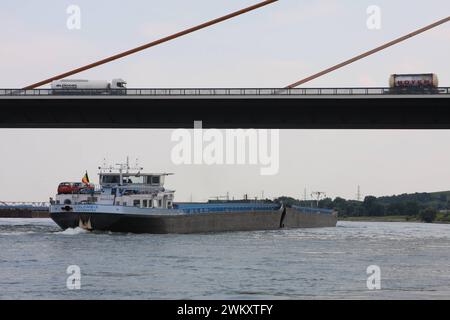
[276,191,450,223]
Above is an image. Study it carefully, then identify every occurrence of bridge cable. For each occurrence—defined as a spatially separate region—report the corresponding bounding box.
[23,0,278,90]
[285,16,450,88]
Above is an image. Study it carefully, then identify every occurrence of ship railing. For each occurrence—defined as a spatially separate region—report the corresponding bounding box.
[1,87,449,96]
[175,202,281,214]
[291,205,335,215]
[99,184,165,195]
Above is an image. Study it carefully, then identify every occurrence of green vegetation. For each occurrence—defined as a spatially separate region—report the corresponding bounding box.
[418,208,437,223]
[276,191,450,223]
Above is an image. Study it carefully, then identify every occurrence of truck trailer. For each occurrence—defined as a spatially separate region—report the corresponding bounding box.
[50,78,127,95]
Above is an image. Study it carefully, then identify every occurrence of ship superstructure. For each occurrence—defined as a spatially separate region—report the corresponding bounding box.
[54,159,174,210]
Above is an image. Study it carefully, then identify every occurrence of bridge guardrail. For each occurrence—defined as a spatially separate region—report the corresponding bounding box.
[0,87,448,96]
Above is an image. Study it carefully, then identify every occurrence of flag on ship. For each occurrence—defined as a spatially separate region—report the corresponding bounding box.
[82,171,90,184]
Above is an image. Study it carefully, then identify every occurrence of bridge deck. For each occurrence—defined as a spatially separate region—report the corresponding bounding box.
[1,87,449,99]
[0,87,449,129]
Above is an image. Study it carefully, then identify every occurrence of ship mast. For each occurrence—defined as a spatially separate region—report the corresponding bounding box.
[99,157,144,186]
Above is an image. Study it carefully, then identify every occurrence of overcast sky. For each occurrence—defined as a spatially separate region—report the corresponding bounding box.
[1,1,449,202]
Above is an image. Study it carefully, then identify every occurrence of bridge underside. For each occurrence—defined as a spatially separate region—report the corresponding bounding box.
[0,97,449,129]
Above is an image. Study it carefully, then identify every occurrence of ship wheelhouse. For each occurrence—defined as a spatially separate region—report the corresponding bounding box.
[98,172,174,209]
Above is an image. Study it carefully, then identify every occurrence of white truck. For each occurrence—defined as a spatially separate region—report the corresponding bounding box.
[51,78,127,94]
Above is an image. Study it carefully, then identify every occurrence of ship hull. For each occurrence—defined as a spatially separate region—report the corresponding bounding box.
[50,205,337,234]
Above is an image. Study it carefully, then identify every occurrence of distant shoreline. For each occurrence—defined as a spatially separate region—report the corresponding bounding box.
[0,210,49,218]
[339,216,450,224]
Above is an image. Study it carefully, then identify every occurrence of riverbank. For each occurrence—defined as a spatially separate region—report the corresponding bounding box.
[339,215,450,224]
[0,210,49,218]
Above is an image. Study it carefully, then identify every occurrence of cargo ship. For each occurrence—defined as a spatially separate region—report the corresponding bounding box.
[49,160,337,234]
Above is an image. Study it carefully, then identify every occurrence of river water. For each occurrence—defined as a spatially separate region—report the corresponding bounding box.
[0,219,449,300]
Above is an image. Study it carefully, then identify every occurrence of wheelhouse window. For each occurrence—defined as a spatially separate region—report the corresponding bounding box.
[143,200,148,207]
[102,175,120,184]
[147,176,160,185]
[125,176,145,184]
